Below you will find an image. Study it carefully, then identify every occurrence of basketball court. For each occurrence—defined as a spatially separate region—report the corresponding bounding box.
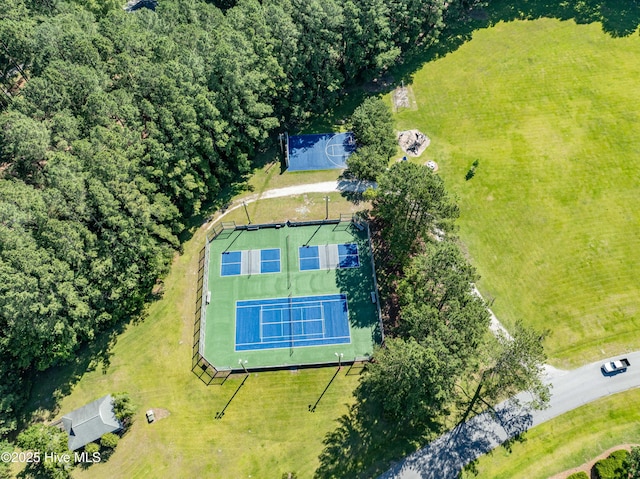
[286,132,356,171]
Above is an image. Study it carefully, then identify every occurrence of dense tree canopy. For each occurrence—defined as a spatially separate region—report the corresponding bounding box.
[397,241,489,366]
[358,337,455,427]
[350,97,396,159]
[0,440,11,479]
[17,424,73,479]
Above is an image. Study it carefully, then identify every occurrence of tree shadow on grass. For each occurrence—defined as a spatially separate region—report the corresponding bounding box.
[315,394,439,479]
[382,399,534,479]
[315,367,537,479]
[296,89,368,135]
[391,0,640,95]
[488,0,640,38]
[337,174,375,206]
[77,445,117,472]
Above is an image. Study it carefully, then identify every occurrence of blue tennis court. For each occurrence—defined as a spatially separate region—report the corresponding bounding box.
[287,132,356,171]
[235,294,351,351]
[299,246,320,271]
[221,251,242,276]
[338,243,359,268]
[221,248,281,276]
[260,248,281,273]
[298,243,360,271]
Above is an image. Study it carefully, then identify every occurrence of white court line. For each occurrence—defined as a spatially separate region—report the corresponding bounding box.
[240,304,338,346]
[324,134,350,168]
[236,335,351,348]
[237,298,345,310]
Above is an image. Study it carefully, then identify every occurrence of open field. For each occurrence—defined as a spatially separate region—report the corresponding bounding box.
[394,18,640,367]
[468,388,640,479]
[23,189,368,479]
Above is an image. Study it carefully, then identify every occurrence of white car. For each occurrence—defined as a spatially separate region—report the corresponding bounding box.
[146,410,155,423]
[601,358,630,374]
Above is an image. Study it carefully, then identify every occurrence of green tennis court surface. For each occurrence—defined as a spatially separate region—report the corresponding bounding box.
[202,221,380,370]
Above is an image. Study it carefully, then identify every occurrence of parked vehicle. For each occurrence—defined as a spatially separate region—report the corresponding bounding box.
[146,410,155,423]
[601,358,630,373]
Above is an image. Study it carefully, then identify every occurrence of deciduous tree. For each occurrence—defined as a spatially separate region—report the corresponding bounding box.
[625,446,640,479]
[17,424,72,479]
[111,392,135,428]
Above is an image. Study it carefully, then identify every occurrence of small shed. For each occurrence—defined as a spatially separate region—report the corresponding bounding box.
[61,394,122,450]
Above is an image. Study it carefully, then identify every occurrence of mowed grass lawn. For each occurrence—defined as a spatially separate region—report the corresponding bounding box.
[469,388,640,478]
[395,18,640,367]
[27,190,368,478]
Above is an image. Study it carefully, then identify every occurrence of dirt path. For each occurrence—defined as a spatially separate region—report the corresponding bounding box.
[548,444,639,479]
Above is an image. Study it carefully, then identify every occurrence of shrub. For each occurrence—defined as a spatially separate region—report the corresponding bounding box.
[594,449,628,479]
[111,392,135,427]
[100,433,119,449]
[610,450,630,462]
[625,446,640,478]
[567,472,589,479]
[465,160,479,181]
[85,442,99,455]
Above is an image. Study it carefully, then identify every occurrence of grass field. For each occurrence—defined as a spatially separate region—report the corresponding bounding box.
[394,18,640,367]
[247,160,342,197]
[468,388,640,478]
[236,192,368,226]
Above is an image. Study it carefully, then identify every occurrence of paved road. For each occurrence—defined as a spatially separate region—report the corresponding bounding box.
[379,352,640,479]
